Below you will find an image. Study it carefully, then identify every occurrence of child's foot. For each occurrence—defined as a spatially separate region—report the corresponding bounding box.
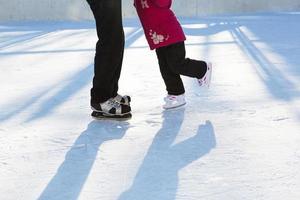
[91,98,131,116]
[198,62,212,88]
[163,94,186,110]
[113,94,131,106]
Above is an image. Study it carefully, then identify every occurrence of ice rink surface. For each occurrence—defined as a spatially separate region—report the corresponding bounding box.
[1,12,300,200]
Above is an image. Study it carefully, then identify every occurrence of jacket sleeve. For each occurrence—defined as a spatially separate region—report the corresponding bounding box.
[152,0,172,8]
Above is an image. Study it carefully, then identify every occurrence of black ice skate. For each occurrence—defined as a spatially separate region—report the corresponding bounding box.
[91,98,131,120]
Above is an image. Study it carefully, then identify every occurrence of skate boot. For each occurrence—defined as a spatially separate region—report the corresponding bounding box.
[198,62,212,88]
[163,94,186,110]
[91,98,132,120]
[113,94,131,106]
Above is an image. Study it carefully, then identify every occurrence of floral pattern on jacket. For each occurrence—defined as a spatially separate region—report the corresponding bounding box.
[134,0,186,50]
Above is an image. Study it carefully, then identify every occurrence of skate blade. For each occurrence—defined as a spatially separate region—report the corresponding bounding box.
[91,111,132,121]
[163,102,186,110]
[198,62,212,88]
[206,62,212,88]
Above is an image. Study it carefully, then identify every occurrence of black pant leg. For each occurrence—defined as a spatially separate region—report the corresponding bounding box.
[164,42,207,79]
[87,0,124,104]
[156,48,185,95]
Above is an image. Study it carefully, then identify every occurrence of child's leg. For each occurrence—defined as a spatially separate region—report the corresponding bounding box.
[163,41,207,79]
[155,48,185,95]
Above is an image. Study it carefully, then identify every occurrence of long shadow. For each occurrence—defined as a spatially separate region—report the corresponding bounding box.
[38,120,131,200]
[125,27,144,48]
[25,26,145,123]
[230,26,299,101]
[0,21,87,50]
[24,65,93,123]
[0,31,39,48]
[0,21,142,55]
[239,12,300,77]
[0,48,94,56]
[181,15,300,116]
[0,31,53,50]
[0,21,95,50]
[0,64,93,123]
[0,89,52,123]
[204,14,300,101]
[182,20,239,37]
[0,21,144,124]
[118,109,216,200]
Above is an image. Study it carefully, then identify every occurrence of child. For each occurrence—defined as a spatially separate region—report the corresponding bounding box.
[134,0,212,109]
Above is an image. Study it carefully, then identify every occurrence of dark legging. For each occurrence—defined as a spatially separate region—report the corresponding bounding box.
[155,42,207,95]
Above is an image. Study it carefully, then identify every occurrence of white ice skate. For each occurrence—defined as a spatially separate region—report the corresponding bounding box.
[163,94,186,110]
[198,62,212,88]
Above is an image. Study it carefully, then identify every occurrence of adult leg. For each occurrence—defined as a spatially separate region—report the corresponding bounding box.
[87,0,125,104]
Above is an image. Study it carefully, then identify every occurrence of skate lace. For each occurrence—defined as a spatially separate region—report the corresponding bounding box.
[165,95,177,102]
[114,94,123,102]
[108,99,121,108]
[198,72,208,86]
[198,78,204,86]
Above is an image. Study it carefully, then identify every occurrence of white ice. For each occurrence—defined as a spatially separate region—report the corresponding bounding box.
[1,13,300,200]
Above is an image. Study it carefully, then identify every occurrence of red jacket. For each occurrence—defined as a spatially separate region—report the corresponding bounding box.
[134,0,186,50]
